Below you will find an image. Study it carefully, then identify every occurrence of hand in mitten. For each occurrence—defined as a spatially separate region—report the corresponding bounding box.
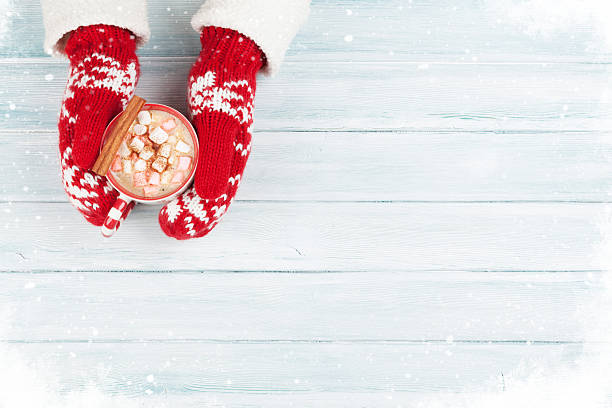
[59,24,139,226]
[158,27,263,239]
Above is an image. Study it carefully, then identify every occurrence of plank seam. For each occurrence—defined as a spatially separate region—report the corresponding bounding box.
[0,269,606,274]
[0,339,594,345]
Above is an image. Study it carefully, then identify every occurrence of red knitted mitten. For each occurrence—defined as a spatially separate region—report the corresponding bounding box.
[59,24,139,225]
[158,27,263,239]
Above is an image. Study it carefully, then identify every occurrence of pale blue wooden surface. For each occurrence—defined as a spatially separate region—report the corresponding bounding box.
[2,272,600,341]
[3,0,610,61]
[4,61,612,132]
[3,131,612,202]
[0,0,610,406]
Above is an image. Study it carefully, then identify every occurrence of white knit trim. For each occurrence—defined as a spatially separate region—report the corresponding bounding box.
[191,0,310,75]
[41,0,150,55]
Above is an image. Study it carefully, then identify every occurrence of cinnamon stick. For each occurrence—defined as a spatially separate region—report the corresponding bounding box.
[92,95,147,175]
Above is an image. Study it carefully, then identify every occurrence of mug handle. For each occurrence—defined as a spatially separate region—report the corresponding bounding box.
[101,195,134,238]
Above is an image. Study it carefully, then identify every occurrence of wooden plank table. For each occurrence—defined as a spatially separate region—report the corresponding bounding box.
[1,0,611,406]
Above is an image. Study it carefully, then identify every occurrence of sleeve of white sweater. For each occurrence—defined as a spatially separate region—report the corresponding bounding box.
[191,0,311,75]
[41,0,150,55]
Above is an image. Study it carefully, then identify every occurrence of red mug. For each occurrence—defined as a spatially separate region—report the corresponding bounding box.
[100,104,199,237]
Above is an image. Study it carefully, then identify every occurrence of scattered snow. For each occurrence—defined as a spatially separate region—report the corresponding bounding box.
[488,0,612,51]
[0,2,611,407]
[415,218,612,408]
[0,0,13,47]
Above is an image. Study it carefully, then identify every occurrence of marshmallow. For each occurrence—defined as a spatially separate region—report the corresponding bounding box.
[111,109,197,198]
[133,172,147,187]
[160,171,173,185]
[122,159,132,174]
[137,110,152,125]
[134,159,147,172]
[149,127,169,144]
[148,171,161,186]
[171,171,185,184]
[110,156,122,172]
[143,185,159,196]
[133,123,147,135]
[175,140,191,154]
[129,137,145,153]
[158,143,172,158]
[151,156,168,173]
[177,156,192,171]
[139,146,154,161]
[168,152,178,165]
[161,119,177,131]
[118,140,131,158]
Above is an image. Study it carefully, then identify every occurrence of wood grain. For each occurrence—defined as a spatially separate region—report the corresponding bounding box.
[0,391,545,408]
[3,0,609,62]
[8,341,586,395]
[2,60,611,132]
[1,271,599,342]
[1,0,607,403]
[0,202,605,272]
[2,131,612,203]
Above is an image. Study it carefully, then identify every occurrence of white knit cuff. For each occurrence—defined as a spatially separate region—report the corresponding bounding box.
[41,0,150,56]
[191,0,310,75]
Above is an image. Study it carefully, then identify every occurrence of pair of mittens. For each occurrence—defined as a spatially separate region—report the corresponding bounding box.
[59,24,262,239]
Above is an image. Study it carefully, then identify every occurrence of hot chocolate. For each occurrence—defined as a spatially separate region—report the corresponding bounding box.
[108,108,196,199]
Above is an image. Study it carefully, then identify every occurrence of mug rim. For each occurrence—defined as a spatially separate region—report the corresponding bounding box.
[103,103,199,203]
